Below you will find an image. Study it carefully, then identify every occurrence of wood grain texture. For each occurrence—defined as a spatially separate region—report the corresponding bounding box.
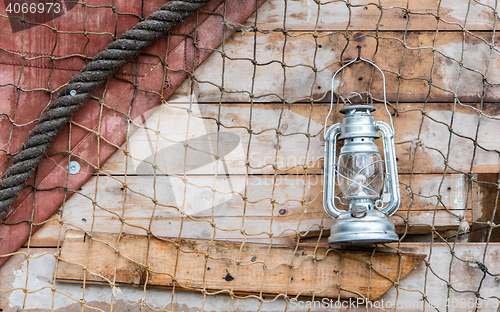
[25,173,470,247]
[248,0,498,31]
[467,173,500,242]
[170,30,500,103]
[3,244,499,311]
[1,0,499,310]
[100,102,500,175]
[56,231,426,301]
[377,243,500,311]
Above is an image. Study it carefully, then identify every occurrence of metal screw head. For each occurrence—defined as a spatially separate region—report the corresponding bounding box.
[70,90,77,96]
[68,161,80,175]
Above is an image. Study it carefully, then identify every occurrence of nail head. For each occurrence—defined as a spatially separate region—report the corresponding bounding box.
[69,161,80,174]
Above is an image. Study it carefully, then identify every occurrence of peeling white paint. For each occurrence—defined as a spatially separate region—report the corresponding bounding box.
[7,252,286,311]
[404,110,500,170]
[9,253,111,310]
[246,0,350,30]
[451,174,465,218]
[172,31,340,103]
[100,100,323,218]
[59,101,324,240]
[113,94,248,216]
[438,43,483,96]
[441,0,496,28]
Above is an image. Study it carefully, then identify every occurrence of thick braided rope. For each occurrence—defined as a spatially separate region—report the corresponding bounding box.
[0,0,210,220]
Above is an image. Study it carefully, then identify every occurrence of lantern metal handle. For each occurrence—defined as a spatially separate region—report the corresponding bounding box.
[323,123,342,218]
[324,57,393,139]
[376,121,400,216]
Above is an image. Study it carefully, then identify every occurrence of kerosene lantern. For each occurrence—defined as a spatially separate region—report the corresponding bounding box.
[323,58,400,245]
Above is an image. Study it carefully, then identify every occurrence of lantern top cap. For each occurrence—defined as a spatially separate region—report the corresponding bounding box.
[338,105,379,140]
[339,105,376,114]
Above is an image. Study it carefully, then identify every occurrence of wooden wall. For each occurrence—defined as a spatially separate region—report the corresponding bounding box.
[1,0,500,311]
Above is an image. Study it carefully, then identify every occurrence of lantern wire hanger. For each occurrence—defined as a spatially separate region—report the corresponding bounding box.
[324,54,394,140]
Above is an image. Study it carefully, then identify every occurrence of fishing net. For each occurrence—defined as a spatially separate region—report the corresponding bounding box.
[0,0,499,311]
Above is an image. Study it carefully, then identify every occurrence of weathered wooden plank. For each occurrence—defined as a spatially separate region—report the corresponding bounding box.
[0,247,207,312]
[302,209,469,238]
[26,174,469,247]
[3,244,500,311]
[24,209,468,247]
[286,243,500,310]
[375,243,500,311]
[76,174,470,213]
[248,0,498,31]
[56,231,425,301]
[59,174,471,215]
[170,31,500,103]
[471,173,500,225]
[101,102,500,174]
[466,173,500,242]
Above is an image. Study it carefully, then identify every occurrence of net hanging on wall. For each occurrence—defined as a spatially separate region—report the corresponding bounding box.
[0,0,499,311]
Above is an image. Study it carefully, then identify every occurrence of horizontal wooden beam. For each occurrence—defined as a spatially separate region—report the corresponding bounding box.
[248,0,498,31]
[301,209,465,238]
[56,231,426,301]
[102,102,500,174]
[171,30,500,103]
[4,243,500,311]
[59,174,472,212]
[27,173,471,247]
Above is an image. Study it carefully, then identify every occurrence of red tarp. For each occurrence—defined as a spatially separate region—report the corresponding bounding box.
[0,0,265,267]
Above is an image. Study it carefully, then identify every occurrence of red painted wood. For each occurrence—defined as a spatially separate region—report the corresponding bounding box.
[0,0,266,267]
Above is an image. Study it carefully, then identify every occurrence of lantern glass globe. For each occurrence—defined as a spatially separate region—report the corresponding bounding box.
[337,151,384,199]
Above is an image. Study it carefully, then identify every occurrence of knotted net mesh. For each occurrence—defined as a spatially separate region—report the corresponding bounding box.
[0,0,499,311]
